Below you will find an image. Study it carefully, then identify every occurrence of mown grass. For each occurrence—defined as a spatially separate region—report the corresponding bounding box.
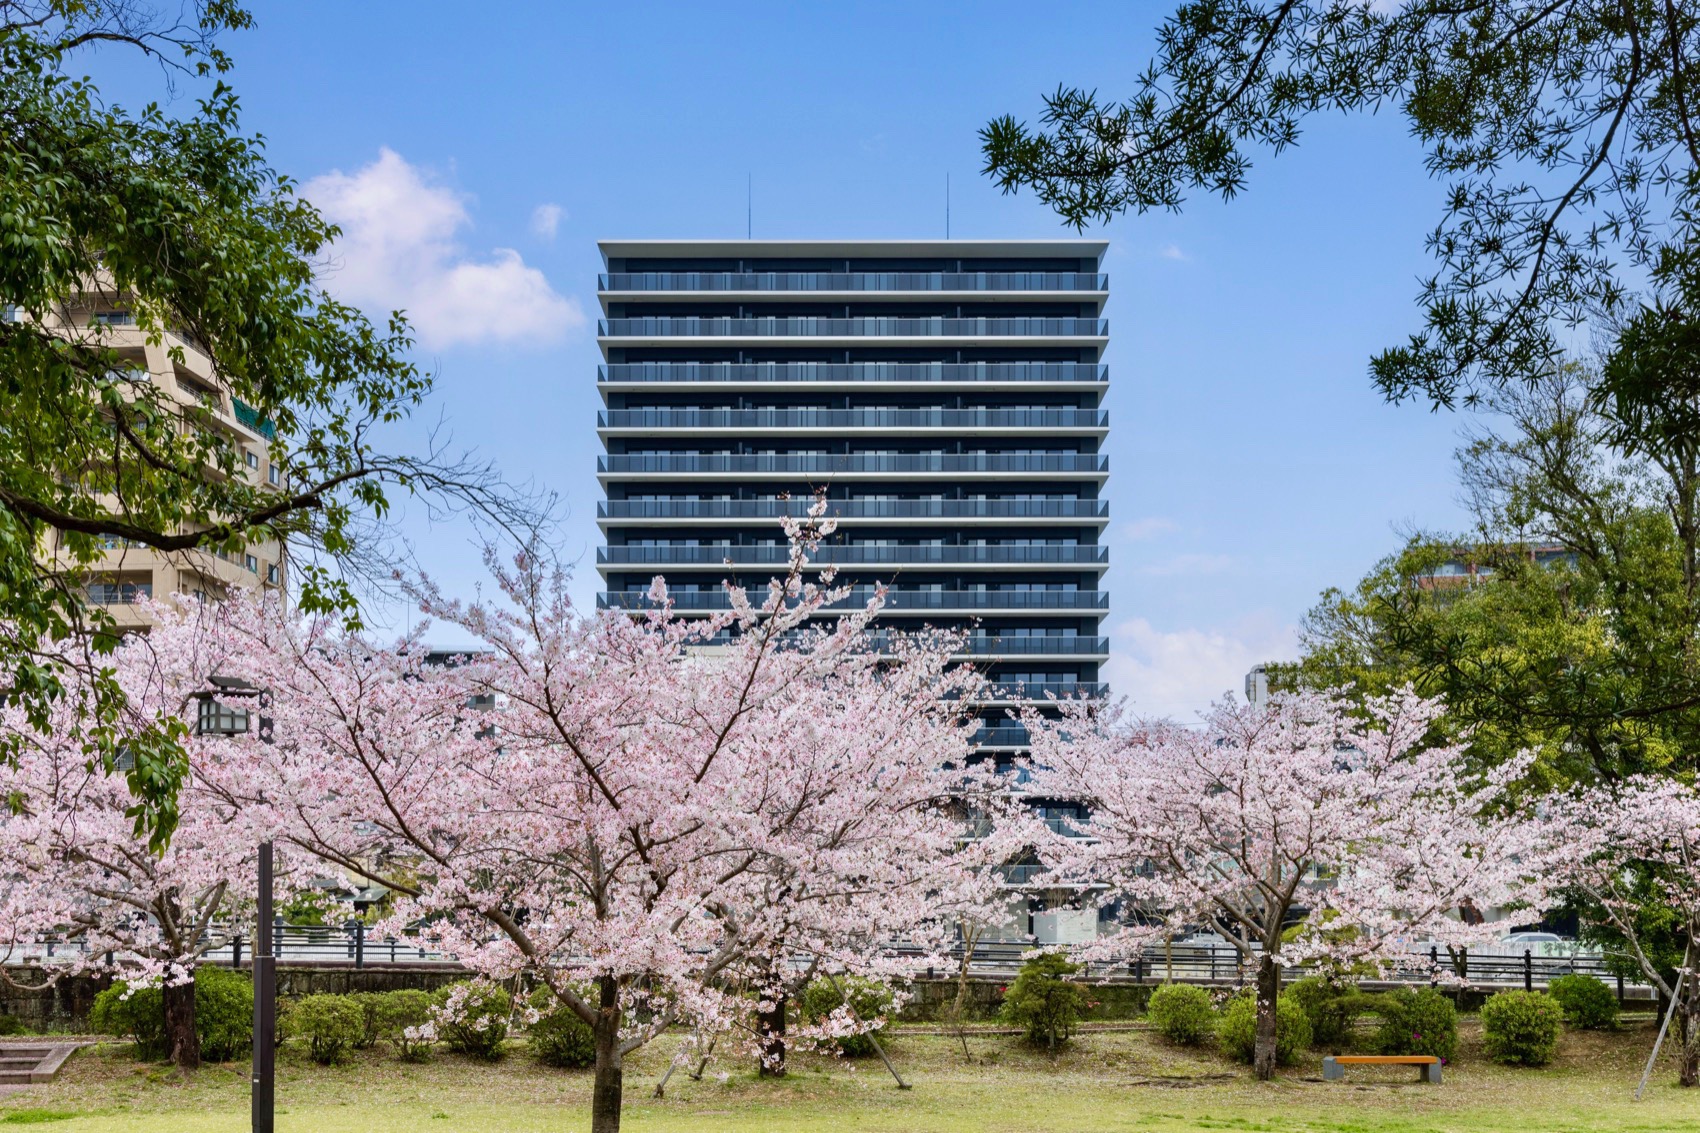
[4,1019,1697,1132]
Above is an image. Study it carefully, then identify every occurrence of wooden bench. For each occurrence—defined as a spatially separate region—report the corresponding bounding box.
[1322,1054,1442,1084]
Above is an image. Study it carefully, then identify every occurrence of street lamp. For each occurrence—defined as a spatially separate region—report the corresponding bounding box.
[192,676,274,1133]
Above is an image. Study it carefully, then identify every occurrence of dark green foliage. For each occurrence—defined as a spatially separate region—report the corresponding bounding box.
[88,968,251,1061]
[525,988,596,1069]
[288,994,364,1066]
[1217,992,1311,1067]
[1547,974,1618,1031]
[431,979,510,1061]
[1481,991,1564,1066]
[1286,977,1374,1050]
[0,1014,26,1036]
[349,992,385,1049]
[799,977,895,1057]
[1146,983,1214,1046]
[981,4,1699,416]
[190,967,253,1062]
[1371,987,1457,1062]
[90,982,166,1059]
[0,4,530,843]
[377,990,435,1063]
[998,953,1086,1052]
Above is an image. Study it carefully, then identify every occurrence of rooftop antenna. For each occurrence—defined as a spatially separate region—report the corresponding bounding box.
[747,173,752,239]
[946,172,951,239]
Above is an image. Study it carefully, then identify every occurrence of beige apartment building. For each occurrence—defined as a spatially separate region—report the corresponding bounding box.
[35,283,286,629]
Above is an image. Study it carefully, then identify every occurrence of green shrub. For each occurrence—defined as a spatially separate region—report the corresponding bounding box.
[1548,974,1618,1030]
[349,992,385,1049]
[90,982,166,1059]
[998,953,1086,1052]
[525,987,596,1068]
[378,990,436,1062]
[1217,992,1312,1066]
[289,994,365,1065]
[1146,983,1214,1045]
[1481,991,1563,1066]
[431,979,510,1061]
[1286,976,1374,1050]
[193,968,254,1062]
[0,1014,26,1037]
[89,968,253,1062]
[1370,987,1457,1062]
[799,977,895,1057]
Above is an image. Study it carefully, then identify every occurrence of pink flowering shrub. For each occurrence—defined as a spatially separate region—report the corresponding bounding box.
[430,979,511,1061]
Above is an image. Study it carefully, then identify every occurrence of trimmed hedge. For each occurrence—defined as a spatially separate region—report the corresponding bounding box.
[89,967,253,1062]
[800,976,894,1057]
[1371,987,1457,1062]
[1481,991,1563,1066]
[431,979,511,1061]
[1217,993,1311,1066]
[526,988,596,1068]
[1547,974,1618,1030]
[1146,983,1215,1045]
[290,994,365,1065]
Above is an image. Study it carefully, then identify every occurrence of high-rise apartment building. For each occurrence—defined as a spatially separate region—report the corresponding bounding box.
[31,285,286,628]
[594,239,1109,773]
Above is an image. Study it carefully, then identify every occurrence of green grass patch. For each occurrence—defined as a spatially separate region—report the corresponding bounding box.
[0,1112,79,1126]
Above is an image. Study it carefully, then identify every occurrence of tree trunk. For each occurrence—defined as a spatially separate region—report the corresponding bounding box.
[757,986,788,1078]
[1253,954,1280,1082]
[591,977,624,1133]
[163,977,200,1070]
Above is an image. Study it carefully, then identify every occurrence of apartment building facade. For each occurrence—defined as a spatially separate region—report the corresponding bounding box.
[33,285,286,627]
[594,239,1109,790]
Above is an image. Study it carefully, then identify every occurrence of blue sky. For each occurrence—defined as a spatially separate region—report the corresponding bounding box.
[100,1,1477,716]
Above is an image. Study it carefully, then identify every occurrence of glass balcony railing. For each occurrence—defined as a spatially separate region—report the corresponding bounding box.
[599,408,1107,430]
[598,499,1109,520]
[599,545,1108,566]
[597,588,1109,611]
[601,272,1108,292]
[982,681,1107,701]
[599,317,1108,337]
[600,363,1107,383]
[971,725,1032,747]
[599,453,1108,475]
[690,634,1107,658]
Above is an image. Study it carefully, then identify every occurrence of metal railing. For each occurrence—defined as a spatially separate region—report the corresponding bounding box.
[599,498,1108,521]
[599,544,1107,567]
[599,453,1108,475]
[596,588,1109,612]
[600,317,1108,337]
[599,408,1107,430]
[600,272,1108,292]
[599,363,1107,384]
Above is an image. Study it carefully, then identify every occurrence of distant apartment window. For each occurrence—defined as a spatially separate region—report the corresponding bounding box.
[87,582,151,604]
[91,310,135,326]
[245,451,260,470]
[244,554,258,573]
[0,304,17,323]
[267,464,281,486]
[101,366,149,383]
[265,563,279,585]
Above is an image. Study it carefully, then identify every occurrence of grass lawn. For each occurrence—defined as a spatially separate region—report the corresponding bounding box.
[4,1020,1698,1132]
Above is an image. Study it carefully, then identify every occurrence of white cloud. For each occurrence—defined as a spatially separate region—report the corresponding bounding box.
[1120,516,1177,541]
[1140,552,1233,576]
[1104,615,1299,720]
[304,149,584,349]
[1158,243,1188,261]
[530,203,564,240]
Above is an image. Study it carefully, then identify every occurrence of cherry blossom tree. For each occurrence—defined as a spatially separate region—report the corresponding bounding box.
[0,606,279,1068]
[206,507,1009,1133]
[1021,689,1551,1079]
[1536,778,1700,1086]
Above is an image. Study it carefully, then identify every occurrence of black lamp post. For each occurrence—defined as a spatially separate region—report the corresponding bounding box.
[192,677,274,1133]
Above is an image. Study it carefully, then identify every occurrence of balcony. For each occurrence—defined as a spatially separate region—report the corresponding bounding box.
[693,633,1107,659]
[596,588,1109,612]
[600,271,1108,292]
[598,544,1107,568]
[232,398,277,440]
[980,681,1107,702]
[598,453,1108,477]
[599,363,1107,384]
[598,316,1107,339]
[598,498,1108,522]
[598,408,1107,433]
[971,724,1032,748]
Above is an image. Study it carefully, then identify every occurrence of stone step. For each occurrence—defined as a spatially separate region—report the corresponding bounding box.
[0,1043,90,1085]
